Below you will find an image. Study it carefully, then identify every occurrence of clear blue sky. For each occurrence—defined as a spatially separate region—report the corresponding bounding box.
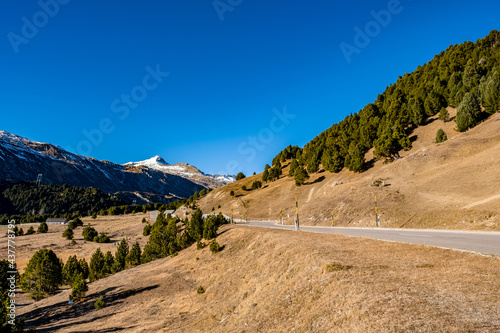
[1,0,498,176]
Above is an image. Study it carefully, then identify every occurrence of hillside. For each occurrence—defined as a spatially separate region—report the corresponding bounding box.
[17,223,500,332]
[198,108,500,231]
[0,131,207,204]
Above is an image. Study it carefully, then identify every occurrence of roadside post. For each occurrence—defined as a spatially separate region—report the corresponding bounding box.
[375,195,380,228]
[295,195,299,230]
[331,210,334,227]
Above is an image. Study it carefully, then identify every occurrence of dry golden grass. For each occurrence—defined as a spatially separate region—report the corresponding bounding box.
[199,109,500,231]
[17,221,500,332]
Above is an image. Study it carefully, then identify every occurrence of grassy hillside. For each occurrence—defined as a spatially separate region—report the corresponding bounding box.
[18,222,500,332]
[199,108,500,230]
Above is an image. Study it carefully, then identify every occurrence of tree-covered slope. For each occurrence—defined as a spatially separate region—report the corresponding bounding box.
[0,181,125,216]
[272,30,500,175]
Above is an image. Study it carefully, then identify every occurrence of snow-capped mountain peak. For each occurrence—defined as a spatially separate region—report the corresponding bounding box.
[124,156,235,188]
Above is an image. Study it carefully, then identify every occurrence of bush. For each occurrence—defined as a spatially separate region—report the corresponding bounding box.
[141,217,147,223]
[251,181,262,190]
[94,295,105,309]
[37,222,48,233]
[435,128,448,143]
[196,241,205,250]
[63,227,74,240]
[82,225,98,241]
[93,233,110,243]
[91,213,97,219]
[209,240,220,254]
[236,172,246,181]
[26,226,35,235]
[241,185,247,191]
[68,218,83,229]
[197,286,205,294]
[230,190,235,197]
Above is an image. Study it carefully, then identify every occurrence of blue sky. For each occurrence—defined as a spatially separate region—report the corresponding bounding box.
[1,0,499,176]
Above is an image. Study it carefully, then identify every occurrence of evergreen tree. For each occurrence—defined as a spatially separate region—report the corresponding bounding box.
[438,107,450,122]
[288,159,299,176]
[78,258,89,280]
[345,142,365,173]
[236,172,246,181]
[37,222,48,233]
[251,181,262,190]
[112,239,129,273]
[456,92,482,132]
[189,209,204,241]
[126,241,142,266]
[62,227,74,240]
[262,168,269,182]
[103,251,114,276]
[62,255,80,286]
[69,273,88,302]
[143,223,151,236]
[26,226,35,235]
[479,70,500,114]
[82,225,98,241]
[89,248,105,282]
[294,167,309,186]
[435,128,448,143]
[20,249,63,300]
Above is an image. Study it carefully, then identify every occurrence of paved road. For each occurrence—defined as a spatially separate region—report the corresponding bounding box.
[243,221,500,256]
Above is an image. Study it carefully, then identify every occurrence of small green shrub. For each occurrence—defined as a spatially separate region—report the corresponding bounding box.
[93,233,110,243]
[209,240,220,254]
[435,128,448,143]
[26,226,35,235]
[94,295,105,309]
[143,224,151,236]
[196,241,205,250]
[62,227,74,240]
[325,263,353,272]
[197,286,205,294]
[37,222,48,233]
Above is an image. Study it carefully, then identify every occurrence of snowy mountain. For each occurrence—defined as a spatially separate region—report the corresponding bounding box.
[124,155,235,188]
[0,131,205,204]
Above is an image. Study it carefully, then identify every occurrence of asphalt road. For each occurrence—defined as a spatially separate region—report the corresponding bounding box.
[243,221,500,256]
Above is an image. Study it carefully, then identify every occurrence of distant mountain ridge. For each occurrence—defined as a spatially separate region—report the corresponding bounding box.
[124,155,235,188]
[0,130,225,204]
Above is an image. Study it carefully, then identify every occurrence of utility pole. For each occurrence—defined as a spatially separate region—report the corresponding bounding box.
[375,194,380,228]
[295,195,299,230]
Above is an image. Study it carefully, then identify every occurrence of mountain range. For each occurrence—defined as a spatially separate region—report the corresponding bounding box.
[0,130,234,204]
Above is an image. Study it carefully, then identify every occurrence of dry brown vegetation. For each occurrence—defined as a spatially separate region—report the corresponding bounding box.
[199,109,500,231]
[16,222,500,332]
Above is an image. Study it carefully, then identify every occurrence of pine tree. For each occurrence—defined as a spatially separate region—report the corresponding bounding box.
[456,92,482,132]
[345,142,365,173]
[62,255,80,286]
[262,168,269,182]
[236,172,246,181]
[294,167,309,186]
[435,128,448,143]
[479,70,500,114]
[189,209,204,241]
[37,222,48,233]
[89,248,105,282]
[20,249,63,300]
[26,226,35,235]
[78,258,89,279]
[62,227,74,240]
[112,239,129,273]
[438,107,450,122]
[103,251,114,276]
[126,242,142,266]
[288,159,299,176]
[69,273,88,302]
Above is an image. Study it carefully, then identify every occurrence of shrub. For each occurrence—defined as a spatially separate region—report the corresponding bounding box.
[68,218,83,229]
[230,190,235,197]
[209,240,220,254]
[197,286,205,294]
[91,213,97,219]
[37,222,48,233]
[26,226,35,235]
[82,225,98,241]
[196,241,205,250]
[93,233,110,243]
[141,217,147,223]
[241,185,247,191]
[435,128,448,143]
[94,295,105,309]
[251,181,262,190]
[63,227,74,240]
[236,172,246,181]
